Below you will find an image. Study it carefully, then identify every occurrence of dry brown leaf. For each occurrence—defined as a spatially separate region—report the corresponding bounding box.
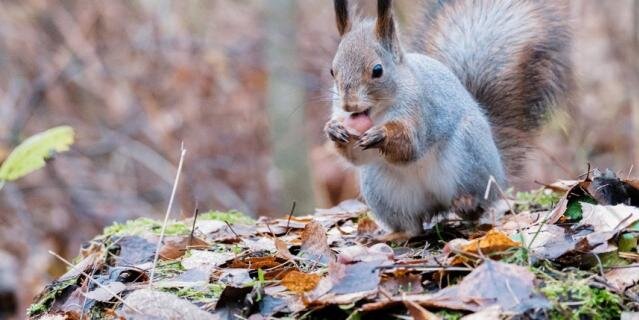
[404,300,441,320]
[160,236,209,260]
[281,270,321,293]
[381,270,424,295]
[450,229,520,264]
[228,256,280,270]
[407,260,549,313]
[299,221,334,263]
[604,265,639,291]
[275,238,296,261]
[357,215,379,235]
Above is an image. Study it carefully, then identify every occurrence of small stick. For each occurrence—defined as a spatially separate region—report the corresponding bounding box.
[265,222,276,238]
[149,145,187,285]
[285,201,296,236]
[374,265,473,272]
[225,220,240,240]
[189,205,199,247]
[49,251,142,314]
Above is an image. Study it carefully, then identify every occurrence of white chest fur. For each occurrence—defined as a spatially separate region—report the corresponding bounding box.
[360,147,459,215]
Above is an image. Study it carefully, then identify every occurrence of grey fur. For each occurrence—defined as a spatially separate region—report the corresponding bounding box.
[327,0,571,235]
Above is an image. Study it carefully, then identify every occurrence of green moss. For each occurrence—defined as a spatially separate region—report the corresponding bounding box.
[27,278,77,316]
[155,260,186,279]
[161,283,225,303]
[437,310,464,320]
[541,278,622,320]
[199,210,254,225]
[515,188,561,212]
[103,217,190,237]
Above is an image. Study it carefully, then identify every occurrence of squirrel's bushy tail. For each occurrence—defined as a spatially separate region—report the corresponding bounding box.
[415,0,572,176]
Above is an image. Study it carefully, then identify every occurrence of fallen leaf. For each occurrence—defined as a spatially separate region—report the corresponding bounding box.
[181,250,233,270]
[242,237,276,252]
[314,199,368,228]
[461,305,503,320]
[357,215,379,235]
[59,252,100,282]
[274,238,295,261]
[604,265,639,291]
[329,260,384,295]
[119,288,216,319]
[546,179,593,224]
[381,270,424,295]
[114,236,156,266]
[517,224,578,261]
[337,243,394,264]
[281,271,320,293]
[195,220,227,234]
[579,203,639,246]
[160,236,208,260]
[83,282,126,302]
[450,229,520,264]
[404,300,441,320]
[218,268,252,287]
[408,260,549,313]
[299,221,334,264]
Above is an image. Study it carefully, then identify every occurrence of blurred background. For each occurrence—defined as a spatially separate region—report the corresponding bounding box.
[0,0,637,317]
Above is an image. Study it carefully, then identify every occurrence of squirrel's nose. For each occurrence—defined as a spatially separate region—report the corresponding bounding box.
[343,103,360,113]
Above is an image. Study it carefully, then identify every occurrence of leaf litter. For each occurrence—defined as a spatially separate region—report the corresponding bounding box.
[30,170,639,319]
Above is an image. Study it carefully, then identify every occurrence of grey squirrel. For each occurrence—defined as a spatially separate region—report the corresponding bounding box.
[324,0,572,236]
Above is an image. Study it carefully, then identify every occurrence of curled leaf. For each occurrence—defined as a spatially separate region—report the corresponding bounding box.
[0,126,75,181]
[281,271,320,293]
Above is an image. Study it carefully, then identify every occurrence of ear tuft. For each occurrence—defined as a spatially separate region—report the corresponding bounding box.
[376,0,394,42]
[375,0,402,61]
[334,0,351,36]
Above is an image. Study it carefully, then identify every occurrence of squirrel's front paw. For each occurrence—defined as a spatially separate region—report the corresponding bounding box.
[324,119,350,143]
[358,126,386,150]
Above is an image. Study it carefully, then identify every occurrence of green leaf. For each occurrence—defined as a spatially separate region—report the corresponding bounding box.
[564,197,597,221]
[618,233,638,252]
[0,126,74,181]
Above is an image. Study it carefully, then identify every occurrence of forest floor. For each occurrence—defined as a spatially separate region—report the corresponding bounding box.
[29,169,639,320]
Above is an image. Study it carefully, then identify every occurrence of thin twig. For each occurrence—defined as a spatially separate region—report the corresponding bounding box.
[225,221,240,240]
[149,145,187,285]
[285,201,296,236]
[49,250,142,314]
[374,264,473,272]
[189,205,199,247]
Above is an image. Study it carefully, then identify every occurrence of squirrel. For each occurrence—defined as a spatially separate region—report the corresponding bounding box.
[324,0,572,236]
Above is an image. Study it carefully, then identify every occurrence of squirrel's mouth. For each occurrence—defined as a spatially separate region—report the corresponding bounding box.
[349,108,371,119]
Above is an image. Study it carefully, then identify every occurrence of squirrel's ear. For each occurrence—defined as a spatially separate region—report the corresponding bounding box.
[376,0,402,61]
[334,0,351,36]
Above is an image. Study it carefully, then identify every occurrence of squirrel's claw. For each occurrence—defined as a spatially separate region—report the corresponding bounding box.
[358,127,386,150]
[325,120,350,143]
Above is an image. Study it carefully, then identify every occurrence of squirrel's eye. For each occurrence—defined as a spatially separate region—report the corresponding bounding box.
[330,68,335,78]
[372,64,383,78]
